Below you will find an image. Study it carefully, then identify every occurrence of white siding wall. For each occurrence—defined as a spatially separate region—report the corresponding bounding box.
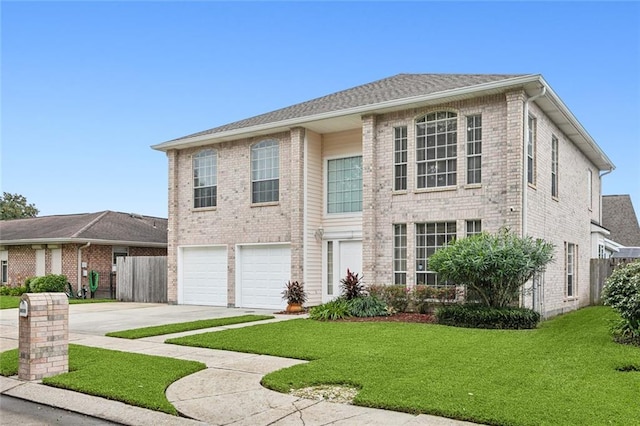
[304,130,323,305]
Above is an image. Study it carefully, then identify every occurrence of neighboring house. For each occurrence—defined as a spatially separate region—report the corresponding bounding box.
[602,194,640,245]
[0,211,167,298]
[152,73,614,317]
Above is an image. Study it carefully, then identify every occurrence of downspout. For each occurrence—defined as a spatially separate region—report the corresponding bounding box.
[77,242,90,294]
[522,86,546,311]
[598,169,614,225]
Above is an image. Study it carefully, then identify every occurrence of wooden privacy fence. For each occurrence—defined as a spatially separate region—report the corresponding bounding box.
[590,257,637,305]
[116,256,167,303]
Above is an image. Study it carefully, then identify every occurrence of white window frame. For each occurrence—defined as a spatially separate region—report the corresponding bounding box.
[393,224,407,285]
[466,115,482,185]
[566,242,576,298]
[551,136,559,198]
[251,139,279,204]
[394,126,408,191]
[466,220,482,236]
[193,149,217,209]
[416,111,458,189]
[587,169,593,210]
[527,115,537,185]
[326,155,363,214]
[415,222,456,287]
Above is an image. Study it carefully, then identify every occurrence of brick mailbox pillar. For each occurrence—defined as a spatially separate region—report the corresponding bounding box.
[18,293,69,381]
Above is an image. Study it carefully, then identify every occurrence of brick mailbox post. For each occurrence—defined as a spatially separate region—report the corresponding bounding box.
[18,293,69,381]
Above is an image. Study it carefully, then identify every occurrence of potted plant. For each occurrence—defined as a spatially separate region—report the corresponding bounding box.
[282,280,307,313]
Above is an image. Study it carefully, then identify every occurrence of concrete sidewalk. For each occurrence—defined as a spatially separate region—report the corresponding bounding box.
[0,303,479,425]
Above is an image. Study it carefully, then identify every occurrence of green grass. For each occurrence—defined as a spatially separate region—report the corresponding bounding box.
[0,344,205,415]
[0,295,117,309]
[166,306,640,426]
[106,314,275,339]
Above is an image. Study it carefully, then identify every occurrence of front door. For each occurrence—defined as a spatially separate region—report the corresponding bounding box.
[324,240,362,302]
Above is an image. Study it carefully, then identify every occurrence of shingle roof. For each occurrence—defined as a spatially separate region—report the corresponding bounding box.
[602,195,640,247]
[172,73,526,141]
[0,211,167,245]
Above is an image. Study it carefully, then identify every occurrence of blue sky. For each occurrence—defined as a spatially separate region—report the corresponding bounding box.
[2,1,639,219]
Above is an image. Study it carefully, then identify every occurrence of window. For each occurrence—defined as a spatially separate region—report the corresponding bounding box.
[327,156,362,213]
[393,224,407,285]
[551,136,558,198]
[193,149,217,208]
[527,116,536,185]
[466,115,482,184]
[415,222,456,286]
[566,243,576,298]
[1,260,7,284]
[327,241,334,296]
[113,246,129,265]
[598,244,606,259]
[466,220,482,236]
[394,126,408,191]
[416,111,457,188]
[251,140,279,203]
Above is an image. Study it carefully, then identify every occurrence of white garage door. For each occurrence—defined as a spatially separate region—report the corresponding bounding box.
[237,244,291,310]
[180,246,227,306]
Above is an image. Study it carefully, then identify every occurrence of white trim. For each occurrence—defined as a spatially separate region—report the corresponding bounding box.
[0,238,166,248]
[303,134,309,287]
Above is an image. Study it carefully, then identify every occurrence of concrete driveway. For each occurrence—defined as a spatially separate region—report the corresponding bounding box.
[0,302,277,350]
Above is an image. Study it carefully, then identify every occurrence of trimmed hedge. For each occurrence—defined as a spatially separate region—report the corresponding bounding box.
[436,304,540,329]
[29,274,67,293]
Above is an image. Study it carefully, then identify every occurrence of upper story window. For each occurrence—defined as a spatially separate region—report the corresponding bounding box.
[394,126,408,191]
[587,169,593,210]
[193,149,217,208]
[527,116,537,185]
[416,111,457,188]
[327,156,362,213]
[251,140,279,203]
[551,136,559,198]
[466,115,482,184]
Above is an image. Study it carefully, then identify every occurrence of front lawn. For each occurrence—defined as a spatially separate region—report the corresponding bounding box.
[106,314,274,339]
[167,306,640,426]
[0,344,205,415]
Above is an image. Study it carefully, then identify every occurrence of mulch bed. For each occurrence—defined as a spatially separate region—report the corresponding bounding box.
[340,313,435,323]
[275,310,435,323]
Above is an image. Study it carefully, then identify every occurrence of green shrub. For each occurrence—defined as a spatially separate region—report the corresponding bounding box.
[24,277,37,292]
[309,298,351,321]
[0,285,28,296]
[30,274,67,293]
[429,229,554,308]
[436,304,540,329]
[340,269,364,300]
[413,285,456,314]
[347,295,388,317]
[367,284,410,313]
[602,260,640,345]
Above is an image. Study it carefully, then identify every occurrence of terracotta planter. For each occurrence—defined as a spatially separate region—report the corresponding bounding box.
[286,303,303,313]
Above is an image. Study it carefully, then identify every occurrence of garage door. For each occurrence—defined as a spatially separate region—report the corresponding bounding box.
[237,244,291,310]
[180,246,227,306]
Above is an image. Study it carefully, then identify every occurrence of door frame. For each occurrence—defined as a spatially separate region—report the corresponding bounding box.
[322,238,362,303]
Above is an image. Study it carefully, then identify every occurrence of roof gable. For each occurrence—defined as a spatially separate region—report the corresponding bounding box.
[602,195,640,247]
[0,211,168,246]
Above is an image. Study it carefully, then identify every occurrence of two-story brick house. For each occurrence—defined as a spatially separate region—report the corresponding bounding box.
[152,74,614,317]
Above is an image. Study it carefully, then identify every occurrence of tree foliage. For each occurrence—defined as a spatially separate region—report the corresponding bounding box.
[428,229,554,308]
[0,192,39,220]
[602,260,640,344]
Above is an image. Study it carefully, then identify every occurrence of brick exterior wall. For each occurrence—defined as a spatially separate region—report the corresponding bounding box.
[4,244,166,299]
[167,132,294,306]
[166,90,604,318]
